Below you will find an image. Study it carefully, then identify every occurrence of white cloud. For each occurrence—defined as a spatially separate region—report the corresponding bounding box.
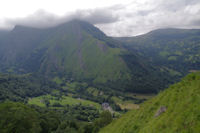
[0,0,200,36]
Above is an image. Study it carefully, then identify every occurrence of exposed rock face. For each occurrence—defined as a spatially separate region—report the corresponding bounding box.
[154,106,167,117]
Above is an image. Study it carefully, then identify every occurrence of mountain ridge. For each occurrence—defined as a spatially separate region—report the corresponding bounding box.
[0,19,171,93]
[114,28,200,77]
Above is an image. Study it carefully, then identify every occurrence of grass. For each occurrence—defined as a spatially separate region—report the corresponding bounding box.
[125,92,155,100]
[111,92,154,110]
[28,97,46,107]
[53,77,63,85]
[111,96,139,110]
[86,87,100,97]
[28,94,101,109]
[118,103,139,110]
[100,72,200,133]
[42,28,132,87]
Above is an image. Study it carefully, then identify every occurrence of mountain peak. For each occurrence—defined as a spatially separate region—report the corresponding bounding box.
[11,25,40,33]
[56,19,108,42]
[68,19,90,24]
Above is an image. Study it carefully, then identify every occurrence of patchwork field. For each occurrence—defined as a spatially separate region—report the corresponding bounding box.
[28,94,101,109]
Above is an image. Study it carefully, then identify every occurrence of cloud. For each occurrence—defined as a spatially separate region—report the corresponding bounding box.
[96,0,200,36]
[191,19,200,26]
[3,6,119,29]
[74,8,119,24]
[0,0,200,36]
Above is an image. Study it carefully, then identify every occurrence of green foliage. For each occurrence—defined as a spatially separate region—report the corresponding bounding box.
[100,72,200,133]
[0,73,59,102]
[0,101,102,133]
[82,111,113,133]
[118,28,200,75]
[96,111,113,127]
[28,94,101,109]
[0,102,42,133]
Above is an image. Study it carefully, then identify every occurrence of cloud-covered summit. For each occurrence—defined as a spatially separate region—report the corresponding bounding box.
[0,0,200,36]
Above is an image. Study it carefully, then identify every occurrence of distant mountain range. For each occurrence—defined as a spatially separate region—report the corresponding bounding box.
[0,20,199,93]
[114,28,200,75]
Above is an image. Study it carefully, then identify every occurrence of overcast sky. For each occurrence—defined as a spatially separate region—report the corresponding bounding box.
[0,0,200,36]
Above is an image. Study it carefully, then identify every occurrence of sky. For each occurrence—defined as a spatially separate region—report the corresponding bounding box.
[0,0,200,36]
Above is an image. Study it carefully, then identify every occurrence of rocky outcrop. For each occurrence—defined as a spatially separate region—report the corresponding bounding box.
[154,106,167,117]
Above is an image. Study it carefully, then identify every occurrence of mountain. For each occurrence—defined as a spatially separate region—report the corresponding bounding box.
[100,72,200,133]
[0,20,171,93]
[114,28,200,77]
[0,30,9,37]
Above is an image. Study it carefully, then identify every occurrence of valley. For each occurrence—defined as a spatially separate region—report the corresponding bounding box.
[0,20,199,133]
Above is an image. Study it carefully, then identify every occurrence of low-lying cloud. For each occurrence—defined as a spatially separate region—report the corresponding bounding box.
[1,0,200,36]
[3,6,119,29]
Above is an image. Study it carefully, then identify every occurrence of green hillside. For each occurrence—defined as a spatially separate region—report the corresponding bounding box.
[37,20,131,86]
[115,28,200,76]
[100,72,200,133]
[0,20,172,93]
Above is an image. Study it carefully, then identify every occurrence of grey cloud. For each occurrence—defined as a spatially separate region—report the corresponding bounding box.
[7,10,60,28]
[1,1,200,36]
[189,18,200,26]
[4,6,120,29]
[136,9,155,16]
[70,7,119,24]
[157,0,200,12]
[104,0,200,36]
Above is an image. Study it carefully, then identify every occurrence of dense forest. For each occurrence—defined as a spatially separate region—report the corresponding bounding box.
[0,102,113,133]
[0,73,59,102]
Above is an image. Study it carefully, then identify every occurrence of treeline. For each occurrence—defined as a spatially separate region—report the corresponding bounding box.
[0,73,59,102]
[0,102,113,133]
[0,73,116,133]
[0,72,143,112]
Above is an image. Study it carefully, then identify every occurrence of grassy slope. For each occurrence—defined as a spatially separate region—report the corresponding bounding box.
[37,22,131,87]
[28,94,101,109]
[100,72,200,133]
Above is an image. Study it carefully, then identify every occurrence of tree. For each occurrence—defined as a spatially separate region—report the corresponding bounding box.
[43,98,50,107]
[0,102,42,133]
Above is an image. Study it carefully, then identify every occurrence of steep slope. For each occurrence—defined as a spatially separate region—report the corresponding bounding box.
[0,20,171,93]
[0,20,131,89]
[115,28,200,76]
[0,30,9,38]
[35,20,131,85]
[0,26,49,71]
[100,72,200,133]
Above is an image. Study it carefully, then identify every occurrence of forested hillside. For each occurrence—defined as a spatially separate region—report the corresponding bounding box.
[0,73,59,102]
[115,28,200,77]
